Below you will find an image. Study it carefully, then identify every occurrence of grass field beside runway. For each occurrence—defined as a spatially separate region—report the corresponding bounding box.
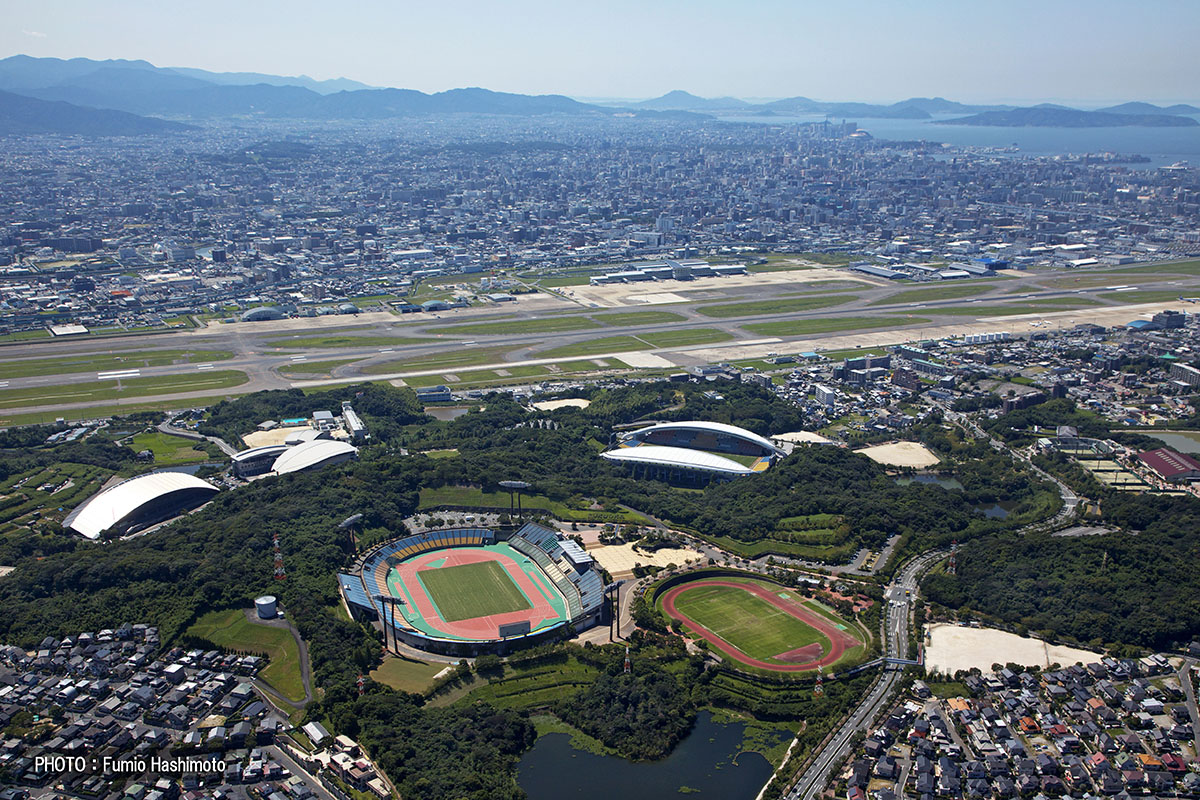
[592,310,688,326]
[362,346,516,374]
[418,560,532,623]
[537,336,655,358]
[670,583,828,661]
[696,294,857,318]
[867,284,993,306]
[265,334,439,349]
[277,358,360,377]
[635,328,735,347]
[0,349,235,380]
[434,316,601,336]
[0,370,250,409]
[743,316,928,337]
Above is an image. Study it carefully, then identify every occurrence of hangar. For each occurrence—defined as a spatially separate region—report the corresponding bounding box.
[272,439,358,475]
[65,472,220,539]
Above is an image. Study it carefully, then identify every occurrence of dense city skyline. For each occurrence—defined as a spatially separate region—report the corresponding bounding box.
[5,0,1200,104]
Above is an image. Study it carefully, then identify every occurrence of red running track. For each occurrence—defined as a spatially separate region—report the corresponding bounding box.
[660,579,862,672]
[391,548,563,641]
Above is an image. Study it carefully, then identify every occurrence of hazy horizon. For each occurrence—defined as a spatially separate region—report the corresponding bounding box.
[6,0,1199,105]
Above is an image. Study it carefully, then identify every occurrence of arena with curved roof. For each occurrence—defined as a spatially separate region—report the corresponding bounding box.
[603,420,783,483]
[272,439,358,475]
[65,472,220,539]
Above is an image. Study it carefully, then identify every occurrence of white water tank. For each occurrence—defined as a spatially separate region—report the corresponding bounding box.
[255,595,277,619]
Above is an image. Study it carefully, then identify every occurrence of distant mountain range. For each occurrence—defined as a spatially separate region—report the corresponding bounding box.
[632,90,1012,119]
[0,55,1196,135]
[0,89,192,135]
[941,106,1199,128]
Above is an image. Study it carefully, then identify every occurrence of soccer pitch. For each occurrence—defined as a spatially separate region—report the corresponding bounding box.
[671,584,827,660]
[418,560,531,622]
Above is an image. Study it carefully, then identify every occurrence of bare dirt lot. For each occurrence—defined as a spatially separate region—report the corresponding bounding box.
[854,441,941,468]
[925,623,1102,674]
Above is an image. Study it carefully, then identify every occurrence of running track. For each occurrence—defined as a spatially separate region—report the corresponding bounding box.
[391,548,564,640]
[660,579,862,672]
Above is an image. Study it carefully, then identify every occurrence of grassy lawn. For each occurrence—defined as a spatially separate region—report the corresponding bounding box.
[419,560,531,622]
[1098,289,1188,303]
[434,317,601,336]
[0,349,233,380]
[635,328,735,347]
[0,329,51,343]
[818,346,889,360]
[537,275,596,287]
[743,316,928,337]
[128,431,212,465]
[0,393,248,427]
[703,533,857,562]
[696,295,857,319]
[452,656,601,710]
[188,609,306,703]
[669,583,829,661]
[422,448,459,459]
[592,311,687,326]
[924,679,971,698]
[418,486,647,523]
[362,346,514,374]
[278,358,359,377]
[796,252,855,266]
[265,334,437,349]
[867,284,992,306]
[537,336,653,358]
[0,370,250,410]
[369,657,447,694]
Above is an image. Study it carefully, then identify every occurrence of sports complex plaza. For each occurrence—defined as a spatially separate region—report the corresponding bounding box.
[339,522,606,655]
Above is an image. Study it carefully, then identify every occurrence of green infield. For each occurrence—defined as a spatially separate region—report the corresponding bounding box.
[0,349,234,380]
[537,336,653,358]
[435,316,600,336]
[742,316,928,337]
[867,284,993,306]
[418,560,531,622]
[670,583,828,661]
[696,295,857,318]
[277,358,359,377]
[188,609,306,703]
[362,345,514,374]
[0,370,250,410]
[265,334,437,349]
[592,311,688,327]
[1097,289,1188,303]
[635,328,735,347]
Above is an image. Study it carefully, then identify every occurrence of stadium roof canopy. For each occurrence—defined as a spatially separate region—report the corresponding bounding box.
[65,472,219,539]
[622,420,784,456]
[601,445,755,475]
[272,439,358,474]
[231,444,289,464]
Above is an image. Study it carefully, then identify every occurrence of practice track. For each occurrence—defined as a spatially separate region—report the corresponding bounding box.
[660,578,861,672]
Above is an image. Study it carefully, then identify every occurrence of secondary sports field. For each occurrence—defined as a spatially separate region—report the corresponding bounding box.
[418,560,531,622]
[659,577,863,672]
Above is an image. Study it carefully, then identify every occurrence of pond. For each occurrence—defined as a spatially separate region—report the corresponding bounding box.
[518,711,778,800]
[424,406,473,421]
[893,473,964,490]
[973,500,1017,519]
[1140,431,1200,454]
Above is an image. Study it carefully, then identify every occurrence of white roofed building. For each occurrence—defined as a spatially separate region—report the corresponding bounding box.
[64,472,219,539]
[272,439,358,475]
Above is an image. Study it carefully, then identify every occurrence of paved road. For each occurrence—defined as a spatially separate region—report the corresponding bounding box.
[782,548,946,800]
[1177,658,1200,756]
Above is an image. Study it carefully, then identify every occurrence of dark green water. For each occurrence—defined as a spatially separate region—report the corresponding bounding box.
[518,711,778,799]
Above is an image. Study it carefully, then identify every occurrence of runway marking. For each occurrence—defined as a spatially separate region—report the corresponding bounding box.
[196,364,214,371]
[379,348,393,353]
[97,369,141,380]
[289,354,307,360]
[736,338,783,346]
[0,381,7,388]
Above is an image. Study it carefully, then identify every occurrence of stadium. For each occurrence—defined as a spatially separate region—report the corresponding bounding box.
[653,572,866,673]
[65,471,220,539]
[601,420,785,484]
[340,522,605,655]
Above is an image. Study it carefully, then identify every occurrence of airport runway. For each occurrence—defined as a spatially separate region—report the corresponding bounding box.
[2,260,1198,421]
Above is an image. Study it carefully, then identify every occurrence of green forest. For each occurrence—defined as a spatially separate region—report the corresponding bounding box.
[0,380,1112,798]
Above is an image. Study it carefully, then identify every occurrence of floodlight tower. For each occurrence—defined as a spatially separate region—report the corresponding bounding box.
[499,480,531,517]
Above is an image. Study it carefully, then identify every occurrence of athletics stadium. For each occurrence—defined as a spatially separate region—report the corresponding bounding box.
[340,522,605,655]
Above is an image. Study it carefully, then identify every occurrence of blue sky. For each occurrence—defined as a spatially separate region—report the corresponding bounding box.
[5,0,1199,104]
